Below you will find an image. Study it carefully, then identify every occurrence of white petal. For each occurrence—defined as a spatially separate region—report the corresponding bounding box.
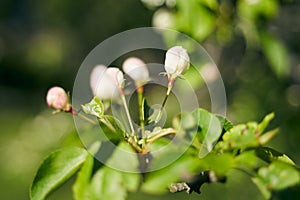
[122,57,149,84]
[90,65,107,95]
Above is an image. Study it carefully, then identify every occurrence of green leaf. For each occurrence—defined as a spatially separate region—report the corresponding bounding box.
[235,150,263,170]
[89,142,140,200]
[216,115,234,132]
[73,153,94,200]
[30,147,88,200]
[258,113,274,134]
[176,0,216,42]
[222,123,259,150]
[142,98,151,125]
[255,147,295,166]
[252,177,271,199]
[258,128,278,145]
[73,142,101,200]
[89,167,127,200]
[106,142,139,173]
[192,108,222,158]
[261,32,290,77]
[141,155,200,194]
[255,161,300,191]
[98,115,126,139]
[201,152,234,176]
[81,97,104,118]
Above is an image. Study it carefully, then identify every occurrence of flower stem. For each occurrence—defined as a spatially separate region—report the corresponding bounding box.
[73,110,98,125]
[137,86,146,148]
[119,88,136,137]
[154,78,175,123]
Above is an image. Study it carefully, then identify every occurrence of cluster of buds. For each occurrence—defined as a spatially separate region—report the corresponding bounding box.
[89,57,150,100]
[46,46,190,122]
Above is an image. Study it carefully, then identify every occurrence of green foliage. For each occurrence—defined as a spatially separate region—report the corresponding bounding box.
[253,161,300,199]
[30,147,88,200]
[148,0,290,77]
[73,142,101,200]
[31,97,300,200]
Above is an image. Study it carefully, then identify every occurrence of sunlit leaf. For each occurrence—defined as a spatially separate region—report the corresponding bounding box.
[258,128,278,145]
[256,161,300,190]
[258,112,274,134]
[30,147,88,200]
[73,142,101,200]
[73,153,94,200]
[200,152,234,176]
[222,123,258,150]
[81,97,104,118]
[235,150,263,170]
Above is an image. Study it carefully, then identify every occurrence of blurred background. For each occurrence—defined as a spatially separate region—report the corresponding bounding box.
[0,0,299,199]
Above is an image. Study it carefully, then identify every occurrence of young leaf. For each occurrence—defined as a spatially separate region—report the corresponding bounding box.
[192,108,222,158]
[81,97,104,118]
[222,123,258,150]
[98,115,126,139]
[216,115,233,133]
[30,147,88,200]
[257,112,275,134]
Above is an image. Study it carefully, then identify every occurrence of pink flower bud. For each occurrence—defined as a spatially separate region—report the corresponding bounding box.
[122,57,149,86]
[46,86,71,111]
[164,46,190,79]
[90,66,124,100]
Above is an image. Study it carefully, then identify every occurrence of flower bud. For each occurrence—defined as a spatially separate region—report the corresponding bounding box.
[90,66,124,100]
[164,46,190,79]
[106,67,124,87]
[46,86,71,111]
[122,57,149,86]
[90,65,107,95]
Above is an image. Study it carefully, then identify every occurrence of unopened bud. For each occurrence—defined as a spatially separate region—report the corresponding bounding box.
[90,66,124,100]
[46,86,71,111]
[122,57,149,86]
[106,67,124,87]
[164,46,190,79]
[90,65,107,95]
